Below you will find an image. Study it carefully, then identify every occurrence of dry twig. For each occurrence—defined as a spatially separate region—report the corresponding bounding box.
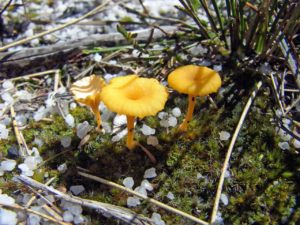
[16,175,154,225]
[210,81,263,224]
[77,170,209,225]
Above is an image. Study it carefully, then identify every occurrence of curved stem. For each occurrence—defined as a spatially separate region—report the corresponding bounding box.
[92,107,102,130]
[126,115,137,150]
[179,94,197,131]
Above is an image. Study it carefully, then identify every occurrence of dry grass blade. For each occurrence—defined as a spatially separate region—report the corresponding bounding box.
[210,81,263,224]
[77,170,209,225]
[0,0,110,52]
[16,175,154,225]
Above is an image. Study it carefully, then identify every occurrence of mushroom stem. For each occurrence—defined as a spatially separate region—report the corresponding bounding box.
[126,115,137,150]
[91,107,102,130]
[179,94,196,132]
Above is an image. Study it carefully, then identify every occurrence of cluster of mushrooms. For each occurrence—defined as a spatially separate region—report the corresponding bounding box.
[70,65,221,150]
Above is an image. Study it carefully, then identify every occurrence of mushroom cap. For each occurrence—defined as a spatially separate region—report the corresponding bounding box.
[168,65,221,96]
[101,75,168,118]
[70,75,106,107]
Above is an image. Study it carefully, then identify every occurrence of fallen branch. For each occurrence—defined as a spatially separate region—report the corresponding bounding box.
[0,26,177,78]
[16,175,154,225]
[77,170,209,225]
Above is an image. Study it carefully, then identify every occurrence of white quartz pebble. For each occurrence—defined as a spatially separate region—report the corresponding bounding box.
[166,192,175,200]
[141,124,155,135]
[141,179,153,191]
[65,114,75,128]
[0,194,15,205]
[123,177,134,189]
[61,136,72,148]
[63,211,74,222]
[220,193,229,206]
[278,142,290,150]
[0,159,16,171]
[144,168,157,179]
[70,185,85,195]
[127,197,141,207]
[0,208,18,225]
[168,116,177,127]
[171,107,181,117]
[219,131,231,141]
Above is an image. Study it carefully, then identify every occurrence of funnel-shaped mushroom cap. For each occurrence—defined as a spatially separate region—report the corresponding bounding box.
[168,65,221,96]
[70,75,106,108]
[101,75,168,118]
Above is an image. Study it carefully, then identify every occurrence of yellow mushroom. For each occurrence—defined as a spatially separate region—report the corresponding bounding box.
[70,75,106,130]
[101,75,168,150]
[168,65,221,131]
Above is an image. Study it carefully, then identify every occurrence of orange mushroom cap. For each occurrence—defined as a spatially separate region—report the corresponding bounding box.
[101,75,168,118]
[168,65,221,96]
[70,74,106,109]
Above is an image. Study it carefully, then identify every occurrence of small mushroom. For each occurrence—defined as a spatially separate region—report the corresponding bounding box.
[101,75,168,150]
[70,75,106,130]
[168,65,221,131]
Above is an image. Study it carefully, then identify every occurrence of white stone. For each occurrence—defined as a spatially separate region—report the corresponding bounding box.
[63,211,74,222]
[70,102,77,109]
[213,65,222,72]
[24,156,38,170]
[76,121,92,139]
[127,197,141,207]
[2,80,14,89]
[293,139,300,149]
[151,212,166,225]
[61,201,83,216]
[144,167,157,179]
[65,114,75,128]
[112,129,127,142]
[166,192,175,200]
[141,124,155,135]
[134,186,147,197]
[219,131,231,141]
[33,137,43,148]
[159,120,169,128]
[0,124,9,139]
[57,163,67,173]
[168,116,177,127]
[15,90,32,101]
[70,185,85,195]
[278,142,290,150]
[220,193,229,206]
[141,179,153,191]
[18,163,34,177]
[123,177,134,189]
[94,53,102,62]
[0,208,18,225]
[224,170,231,178]
[0,194,15,205]
[147,136,159,146]
[171,107,181,117]
[61,136,72,148]
[74,215,85,224]
[33,106,49,121]
[113,114,127,127]
[28,213,41,225]
[1,92,14,104]
[215,211,224,224]
[0,159,16,171]
[158,112,168,120]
